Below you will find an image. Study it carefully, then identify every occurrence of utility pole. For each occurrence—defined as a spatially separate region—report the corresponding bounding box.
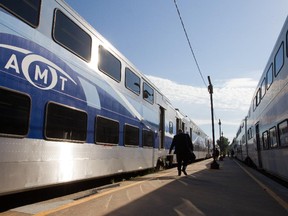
[208,76,219,169]
[219,119,222,155]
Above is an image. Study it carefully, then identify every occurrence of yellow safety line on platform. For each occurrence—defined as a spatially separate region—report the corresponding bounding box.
[34,169,177,216]
[235,160,288,213]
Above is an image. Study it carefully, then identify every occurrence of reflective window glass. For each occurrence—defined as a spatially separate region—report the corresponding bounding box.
[99,46,121,82]
[124,124,139,146]
[262,131,269,150]
[53,10,91,62]
[256,88,261,106]
[95,116,119,144]
[269,127,278,148]
[266,64,273,89]
[125,68,140,94]
[143,82,154,104]
[278,120,288,147]
[45,103,87,142]
[274,42,284,76]
[286,31,288,57]
[143,129,154,148]
[0,0,41,27]
[0,88,30,136]
[169,121,173,134]
[261,78,266,99]
[248,128,251,140]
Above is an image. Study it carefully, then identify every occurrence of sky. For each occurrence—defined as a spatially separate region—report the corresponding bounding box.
[65,0,287,142]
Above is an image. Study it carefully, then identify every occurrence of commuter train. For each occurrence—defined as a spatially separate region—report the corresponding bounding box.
[0,0,210,195]
[231,16,288,182]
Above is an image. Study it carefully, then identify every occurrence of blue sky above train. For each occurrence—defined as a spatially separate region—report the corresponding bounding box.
[65,0,288,142]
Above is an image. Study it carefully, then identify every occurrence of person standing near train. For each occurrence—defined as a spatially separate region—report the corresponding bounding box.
[169,129,194,176]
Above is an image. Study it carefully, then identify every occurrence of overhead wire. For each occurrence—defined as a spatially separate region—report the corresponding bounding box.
[173,0,207,87]
[174,0,223,137]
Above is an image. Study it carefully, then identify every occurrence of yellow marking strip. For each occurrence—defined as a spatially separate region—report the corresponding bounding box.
[34,170,176,216]
[235,160,288,212]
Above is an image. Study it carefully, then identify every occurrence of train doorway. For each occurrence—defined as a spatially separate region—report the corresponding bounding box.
[255,123,263,168]
[176,118,185,131]
[159,106,165,149]
[176,118,180,132]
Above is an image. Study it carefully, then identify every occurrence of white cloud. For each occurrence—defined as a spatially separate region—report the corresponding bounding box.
[222,78,258,88]
[146,76,208,104]
[213,78,258,111]
[146,75,258,142]
[147,76,257,111]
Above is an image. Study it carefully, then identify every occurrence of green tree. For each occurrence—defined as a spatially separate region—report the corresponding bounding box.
[216,136,230,155]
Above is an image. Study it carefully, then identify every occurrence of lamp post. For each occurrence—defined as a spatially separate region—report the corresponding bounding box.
[208,76,219,169]
[218,119,221,144]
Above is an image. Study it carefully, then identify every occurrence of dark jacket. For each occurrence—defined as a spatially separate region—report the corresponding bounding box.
[169,133,192,155]
[169,132,195,164]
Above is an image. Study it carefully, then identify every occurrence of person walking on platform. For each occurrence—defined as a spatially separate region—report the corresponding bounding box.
[169,129,193,176]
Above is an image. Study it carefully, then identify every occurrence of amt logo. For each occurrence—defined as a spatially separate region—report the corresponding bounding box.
[0,44,77,91]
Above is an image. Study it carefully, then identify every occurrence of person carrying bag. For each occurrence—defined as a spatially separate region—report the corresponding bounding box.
[169,129,195,176]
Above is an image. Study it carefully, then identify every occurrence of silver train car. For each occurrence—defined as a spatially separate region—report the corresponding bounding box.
[232,16,288,182]
[0,0,209,195]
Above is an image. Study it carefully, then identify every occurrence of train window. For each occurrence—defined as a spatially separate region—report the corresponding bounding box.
[169,121,173,134]
[45,103,87,142]
[248,128,251,140]
[260,78,266,99]
[143,129,154,148]
[125,68,140,95]
[269,127,278,148]
[124,124,139,146]
[287,31,288,57]
[143,82,154,104]
[274,42,284,76]
[53,10,92,62]
[99,46,121,82]
[278,120,288,147]
[256,88,261,106]
[95,116,119,145]
[262,131,269,150]
[266,64,273,90]
[0,88,30,137]
[253,96,257,111]
[0,0,41,28]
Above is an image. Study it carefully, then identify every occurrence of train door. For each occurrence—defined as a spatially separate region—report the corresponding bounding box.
[176,118,184,132]
[159,106,165,149]
[176,118,180,132]
[255,123,263,168]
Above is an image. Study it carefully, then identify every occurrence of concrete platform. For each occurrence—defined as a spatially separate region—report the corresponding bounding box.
[5,158,288,216]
